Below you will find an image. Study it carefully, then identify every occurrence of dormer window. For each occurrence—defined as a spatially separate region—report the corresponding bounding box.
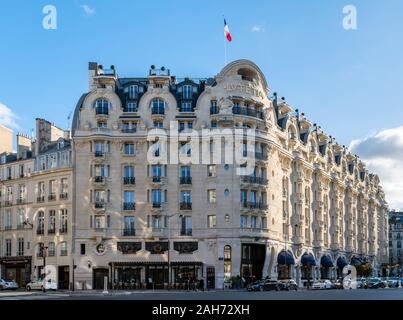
[57,140,64,149]
[151,99,165,115]
[182,85,193,99]
[180,102,193,112]
[125,102,138,113]
[128,85,139,99]
[97,121,107,129]
[95,99,110,115]
[237,68,257,82]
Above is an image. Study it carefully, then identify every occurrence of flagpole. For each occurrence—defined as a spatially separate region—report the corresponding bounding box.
[224,37,227,66]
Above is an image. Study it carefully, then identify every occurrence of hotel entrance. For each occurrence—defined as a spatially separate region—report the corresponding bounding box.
[0,256,31,288]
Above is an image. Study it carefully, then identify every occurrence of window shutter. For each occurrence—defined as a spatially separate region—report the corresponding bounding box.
[147,215,150,228]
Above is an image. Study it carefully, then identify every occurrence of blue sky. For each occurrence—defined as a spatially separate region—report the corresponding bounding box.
[0,1,403,205]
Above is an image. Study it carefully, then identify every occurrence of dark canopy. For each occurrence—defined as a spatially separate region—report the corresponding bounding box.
[350,256,363,267]
[320,255,333,268]
[301,253,316,266]
[277,251,295,265]
[337,257,348,269]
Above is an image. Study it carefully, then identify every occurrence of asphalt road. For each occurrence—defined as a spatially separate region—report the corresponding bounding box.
[1,288,403,300]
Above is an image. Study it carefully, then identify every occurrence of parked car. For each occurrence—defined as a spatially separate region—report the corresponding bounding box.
[387,277,400,288]
[26,278,57,291]
[312,280,333,290]
[356,278,367,289]
[260,280,280,291]
[278,279,298,291]
[247,280,264,292]
[0,279,18,290]
[366,278,386,289]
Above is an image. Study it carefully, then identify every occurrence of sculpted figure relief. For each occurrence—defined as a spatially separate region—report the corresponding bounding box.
[218,97,234,115]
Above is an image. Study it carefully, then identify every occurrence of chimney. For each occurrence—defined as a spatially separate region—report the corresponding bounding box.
[89,62,98,91]
[16,133,32,159]
[0,125,13,154]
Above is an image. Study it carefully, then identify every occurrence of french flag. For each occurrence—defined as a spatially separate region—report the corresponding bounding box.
[224,19,232,42]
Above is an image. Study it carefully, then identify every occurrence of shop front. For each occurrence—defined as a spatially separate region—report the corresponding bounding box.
[240,243,266,281]
[300,253,316,286]
[320,255,334,279]
[277,250,295,280]
[0,256,31,288]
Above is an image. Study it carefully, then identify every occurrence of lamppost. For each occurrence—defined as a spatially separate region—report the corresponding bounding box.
[166,213,183,290]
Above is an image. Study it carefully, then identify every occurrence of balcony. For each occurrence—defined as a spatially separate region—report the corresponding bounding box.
[152,176,163,183]
[17,224,25,230]
[232,106,264,120]
[59,226,68,234]
[180,228,193,236]
[179,106,195,113]
[254,152,268,161]
[151,106,165,115]
[121,128,137,134]
[210,106,219,115]
[240,176,268,185]
[93,176,105,185]
[180,202,192,210]
[94,151,105,158]
[180,176,192,185]
[48,228,56,234]
[36,228,44,235]
[16,198,26,205]
[241,202,268,210]
[60,193,68,200]
[123,202,136,211]
[4,226,12,231]
[94,201,105,209]
[123,177,135,185]
[123,228,136,236]
[48,194,56,201]
[152,202,162,209]
[37,196,45,203]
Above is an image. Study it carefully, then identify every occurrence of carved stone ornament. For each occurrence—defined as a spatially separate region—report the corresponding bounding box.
[117,242,142,254]
[145,241,169,254]
[173,242,198,254]
[218,97,234,115]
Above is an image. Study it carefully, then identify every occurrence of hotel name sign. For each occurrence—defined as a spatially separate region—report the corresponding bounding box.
[223,82,265,99]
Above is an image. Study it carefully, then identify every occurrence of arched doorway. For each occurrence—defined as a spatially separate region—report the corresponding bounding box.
[301,253,316,283]
[336,256,347,278]
[277,250,295,280]
[320,255,333,279]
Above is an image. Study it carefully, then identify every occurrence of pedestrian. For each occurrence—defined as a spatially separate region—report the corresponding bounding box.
[199,278,205,291]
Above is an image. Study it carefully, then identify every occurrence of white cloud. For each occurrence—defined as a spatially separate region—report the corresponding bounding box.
[0,102,19,129]
[349,126,403,210]
[81,4,95,16]
[251,25,265,33]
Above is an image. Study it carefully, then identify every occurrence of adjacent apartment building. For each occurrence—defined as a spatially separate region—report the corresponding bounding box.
[0,60,389,290]
[388,211,403,276]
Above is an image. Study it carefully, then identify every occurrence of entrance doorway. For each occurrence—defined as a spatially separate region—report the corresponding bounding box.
[206,267,215,289]
[58,266,70,289]
[145,265,168,289]
[240,244,266,281]
[93,268,109,290]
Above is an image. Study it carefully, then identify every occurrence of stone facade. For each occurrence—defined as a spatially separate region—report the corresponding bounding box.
[0,60,389,290]
[388,211,403,276]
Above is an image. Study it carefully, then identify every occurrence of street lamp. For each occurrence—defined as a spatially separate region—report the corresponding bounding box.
[166,213,183,290]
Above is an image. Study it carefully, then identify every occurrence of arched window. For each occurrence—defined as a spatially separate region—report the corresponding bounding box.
[151,99,165,115]
[94,99,110,115]
[224,245,232,280]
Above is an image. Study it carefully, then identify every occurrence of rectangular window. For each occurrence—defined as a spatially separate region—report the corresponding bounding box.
[240,215,248,228]
[208,215,217,228]
[5,239,11,256]
[124,191,135,203]
[48,210,56,233]
[124,165,135,177]
[240,190,247,207]
[17,238,24,256]
[151,215,162,229]
[180,166,191,177]
[208,189,217,203]
[251,216,257,228]
[180,191,192,203]
[207,165,216,177]
[60,209,68,233]
[180,102,192,112]
[17,209,25,229]
[261,217,267,229]
[128,85,139,100]
[123,216,135,236]
[153,121,163,128]
[94,215,105,229]
[126,102,138,112]
[124,143,135,155]
[152,189,162,206]
[180,216,192,236]
[4,210,12,230]
[80,244,86,255]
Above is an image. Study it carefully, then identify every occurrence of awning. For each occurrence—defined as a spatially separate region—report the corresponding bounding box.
[350,256,363,266]
[337,257,348,269]
[301,253,316,266]
[277,251,295,265]
[320,255,333,268]
[171,262,203,266]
